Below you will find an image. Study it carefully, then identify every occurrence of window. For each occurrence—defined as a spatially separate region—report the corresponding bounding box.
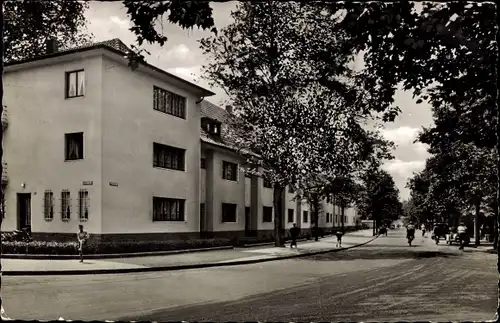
[287,209,294,223]
[288,185,295,193]
[222,203,237,222]
[61,190,71,221]
[66,70,85,98]
[200,158,206,169]
[344,215,347,223]
[326,213,329,223]
[65,132,84,161]
[78,190,89,221]
[222,161,237,181]
[263,206,273,222]
[153,197,185,221]
[263,178,272,188]
[153,143,185,171]
[43,190,54,221]
[153,86,186,118]
[303,210,308,223]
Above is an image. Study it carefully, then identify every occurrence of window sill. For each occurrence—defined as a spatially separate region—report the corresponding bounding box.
[79,218,88,222]
[62,219,71,222]
[222,178,238,182]
[221,221,237,223]
[65,159,84,162]
[153,109,187,120]
[65,95,85,100]
[44,219,54,222]
[152,220,186,222]
[153,166,186,172]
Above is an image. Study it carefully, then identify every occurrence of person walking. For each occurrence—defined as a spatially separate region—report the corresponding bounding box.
[336,229,344,248]
[77,225,90,262]
[289,223,300,248]
[457,222,468,251]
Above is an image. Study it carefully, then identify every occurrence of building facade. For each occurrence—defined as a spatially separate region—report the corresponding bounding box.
[1,38,359,242]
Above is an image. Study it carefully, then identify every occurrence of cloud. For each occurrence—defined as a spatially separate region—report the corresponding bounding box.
[383,159,425,179]
[381,126,420,146]
[166,65,202,83]
[414,142,430,157]
[109,15,131,29]
[162,44,194,62]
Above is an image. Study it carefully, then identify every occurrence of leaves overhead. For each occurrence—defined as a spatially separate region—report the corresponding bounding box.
[3,0,94,62]
[123,0,217,47]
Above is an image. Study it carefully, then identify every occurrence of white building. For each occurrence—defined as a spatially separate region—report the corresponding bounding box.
[1,38,359,242]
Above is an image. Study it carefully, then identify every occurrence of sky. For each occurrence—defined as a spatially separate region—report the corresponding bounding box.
[84,1,434,200]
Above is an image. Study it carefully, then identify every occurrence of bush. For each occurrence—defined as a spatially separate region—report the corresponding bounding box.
[1,238,232,255]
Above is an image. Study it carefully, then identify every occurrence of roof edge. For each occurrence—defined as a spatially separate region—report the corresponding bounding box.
[5,42,215,97]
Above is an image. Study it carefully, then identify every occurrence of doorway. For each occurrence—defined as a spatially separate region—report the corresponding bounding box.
[17,193,31,231]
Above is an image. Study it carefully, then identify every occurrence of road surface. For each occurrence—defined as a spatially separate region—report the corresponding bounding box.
[2,229,497,321]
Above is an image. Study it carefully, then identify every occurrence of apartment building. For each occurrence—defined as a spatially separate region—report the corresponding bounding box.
[1,38,359,242]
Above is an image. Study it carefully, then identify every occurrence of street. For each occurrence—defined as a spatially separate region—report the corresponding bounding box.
[2,229,497,321]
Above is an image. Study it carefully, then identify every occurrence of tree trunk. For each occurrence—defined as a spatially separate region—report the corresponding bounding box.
[341,202,345,231]
[496,19,500,319]
[0,3,4,262]
[475,199,481,245]
[372,216,376,236]
[273,185,285,247]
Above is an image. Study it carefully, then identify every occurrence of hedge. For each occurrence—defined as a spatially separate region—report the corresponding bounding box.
[1,238,232,255]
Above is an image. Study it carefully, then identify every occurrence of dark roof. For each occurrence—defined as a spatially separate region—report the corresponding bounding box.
[199,100,235,150]
[200,100,229,123]
[198,101,259,159]
[5,38,214,96]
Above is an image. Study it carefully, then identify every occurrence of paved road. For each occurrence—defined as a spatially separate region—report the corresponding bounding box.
[2,229,497,321]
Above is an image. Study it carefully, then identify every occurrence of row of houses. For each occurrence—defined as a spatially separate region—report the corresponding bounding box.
[1,38,361,242]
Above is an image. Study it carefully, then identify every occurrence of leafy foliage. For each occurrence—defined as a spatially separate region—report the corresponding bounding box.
[3,0,94,62]
[199,3,395,246]
[358,168,402,225]
[123,0,217,47]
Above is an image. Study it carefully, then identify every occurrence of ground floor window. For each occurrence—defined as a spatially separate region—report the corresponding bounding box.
[287,209,294,223]
[303,210,308,223]
[61,190,71,221]
[263,206,273,222]
[221,203,237,222]
[78,189,89,221]
[43,190,54,221]
[153,197,185,221]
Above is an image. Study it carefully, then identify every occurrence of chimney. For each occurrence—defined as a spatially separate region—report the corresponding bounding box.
[226,105,233,114]
[45,39,59,54]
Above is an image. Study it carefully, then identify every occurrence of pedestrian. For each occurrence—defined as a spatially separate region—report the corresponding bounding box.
[457,222,468,251]
[336,229,344,248]
[77,224,90,263]
[289,223,300,248]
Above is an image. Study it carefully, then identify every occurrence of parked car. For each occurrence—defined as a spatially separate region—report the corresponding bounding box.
[431,223,449,239]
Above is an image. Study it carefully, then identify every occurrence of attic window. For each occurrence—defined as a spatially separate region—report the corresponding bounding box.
[205,122,221,136]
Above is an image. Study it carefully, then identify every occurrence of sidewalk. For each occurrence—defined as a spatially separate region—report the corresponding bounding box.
[1,229,377,276]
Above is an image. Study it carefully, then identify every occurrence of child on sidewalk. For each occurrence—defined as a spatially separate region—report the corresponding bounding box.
[77,225,90,263]
[336,230,344,248]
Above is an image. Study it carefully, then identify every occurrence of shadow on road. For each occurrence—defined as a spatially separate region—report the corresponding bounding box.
[301,248,458,262]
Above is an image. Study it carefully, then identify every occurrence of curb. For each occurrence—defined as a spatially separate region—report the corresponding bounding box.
[242,238,309,248]
[0,245,234,260]
[2,235,379,276]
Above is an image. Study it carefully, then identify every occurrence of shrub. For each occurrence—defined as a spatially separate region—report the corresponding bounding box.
[1,238,232,255]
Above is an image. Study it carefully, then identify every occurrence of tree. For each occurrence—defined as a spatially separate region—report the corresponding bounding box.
[199,2,393,247]
[358,168,402,235]
[3,0,94,62]
[326,175,362,231]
